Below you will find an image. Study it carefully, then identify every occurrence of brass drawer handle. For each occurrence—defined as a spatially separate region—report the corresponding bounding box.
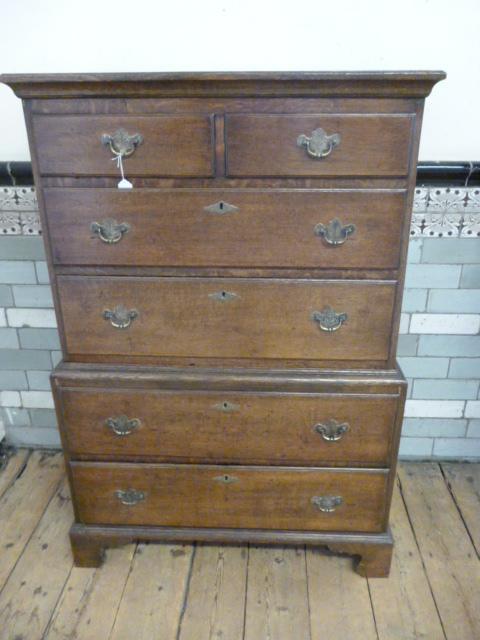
[297,127,341,159]
[101,128,143,157]
[311,495,343,513]
[115,489,145,506]
[312,306,347,332]
[103,305,138,329]
[314,218,356,246]
[106,415,140,436]
[314,419,350,442]
[91,218,130,244]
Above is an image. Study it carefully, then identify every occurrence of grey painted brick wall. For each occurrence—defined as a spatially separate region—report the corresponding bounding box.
[0,192,480,459]
[397,236,480,458]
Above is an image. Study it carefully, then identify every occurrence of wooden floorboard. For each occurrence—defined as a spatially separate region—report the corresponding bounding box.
[177,544,248,640]
[244,545,311,640]
[398,462,480,640]
[0,449,30,499]
[111,542,193,640]
[368,476,446,640]
[441,462,480,557]
[0,477,73,640]
[0,451,479,640]
[44,546,135,640]
[306,549,378,639]
[0,451,64,593]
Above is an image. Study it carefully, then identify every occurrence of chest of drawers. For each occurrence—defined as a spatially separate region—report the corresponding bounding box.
[2,71,445,577]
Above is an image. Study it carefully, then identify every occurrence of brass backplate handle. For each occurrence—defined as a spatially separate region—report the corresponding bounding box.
[115,489,145,506]
[314,218,356,246]
[103,305,138,329]
[101,128,144,157]
[106,415,141,436]
[314,419,350,442]
[311,495,343,513]
[312,306,347,332]
[297,127,341,159]
[91,218,130,244]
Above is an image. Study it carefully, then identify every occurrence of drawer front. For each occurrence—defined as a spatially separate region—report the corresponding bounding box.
[226,114,413,177]
[57,276,396,362]
[32,115,214,177]
[45,188,406,270]
[71,462,388,532]
[60,388,399,466]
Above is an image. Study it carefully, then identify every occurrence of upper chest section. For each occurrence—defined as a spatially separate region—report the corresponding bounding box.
[29,96,418,180]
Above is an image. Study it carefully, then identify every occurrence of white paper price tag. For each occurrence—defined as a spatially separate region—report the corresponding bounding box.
[112,153,133,189]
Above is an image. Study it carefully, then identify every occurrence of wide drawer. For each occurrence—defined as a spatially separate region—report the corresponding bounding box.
[45,188,406,270]
[57,276,396,362]
[70,462,389,532]
[31,114,215,177]
[225,114,413,177]
[58,387,400,466]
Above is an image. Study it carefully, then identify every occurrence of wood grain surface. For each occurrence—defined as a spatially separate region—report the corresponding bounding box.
[59,387,400,466]
[1,70,446,99]
[32,114,215,176]
[45,188,407,269]
[57,275,397,362]
[70,462,388,532]
[226,114,413,176]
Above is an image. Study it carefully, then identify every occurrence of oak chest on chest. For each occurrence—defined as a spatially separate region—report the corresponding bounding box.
[2,71,445,576]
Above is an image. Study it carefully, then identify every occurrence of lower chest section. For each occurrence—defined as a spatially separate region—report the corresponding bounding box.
[55,366,406,534]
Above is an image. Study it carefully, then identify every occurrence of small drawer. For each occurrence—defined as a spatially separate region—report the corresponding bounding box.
[225,114,413,177]
[57,276,397,363]
[31,114,215,177]
[45,188,406,270]
[58,387,400,466]
[70,462,389,533]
